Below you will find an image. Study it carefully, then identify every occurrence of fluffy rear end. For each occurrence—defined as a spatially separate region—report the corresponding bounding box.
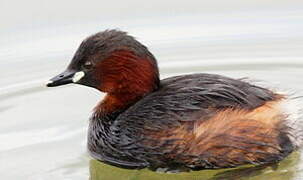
[141,96,301,169]
[280,95,303,149]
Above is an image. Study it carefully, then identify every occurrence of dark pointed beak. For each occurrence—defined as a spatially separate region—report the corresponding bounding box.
[46,70,76,87]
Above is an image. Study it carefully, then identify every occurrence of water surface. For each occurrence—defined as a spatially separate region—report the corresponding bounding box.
[1,1,303,179]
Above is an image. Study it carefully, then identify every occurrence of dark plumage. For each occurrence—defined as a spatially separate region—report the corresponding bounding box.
[47,29,302,171]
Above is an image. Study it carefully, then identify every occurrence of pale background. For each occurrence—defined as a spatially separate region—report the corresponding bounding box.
[1,0,303,179]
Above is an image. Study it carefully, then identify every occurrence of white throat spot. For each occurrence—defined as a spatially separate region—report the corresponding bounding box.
[72,71,85,83]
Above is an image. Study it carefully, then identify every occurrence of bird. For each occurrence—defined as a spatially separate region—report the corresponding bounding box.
[47,29,303,171]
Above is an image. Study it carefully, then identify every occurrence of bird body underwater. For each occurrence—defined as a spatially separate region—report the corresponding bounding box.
[47,30,303,171]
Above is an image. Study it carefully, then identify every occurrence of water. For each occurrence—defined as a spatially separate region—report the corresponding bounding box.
[1,0,303,179]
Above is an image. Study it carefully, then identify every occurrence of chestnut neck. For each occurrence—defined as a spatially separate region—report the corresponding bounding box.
[94,92,144,118]
[93,50,160,119]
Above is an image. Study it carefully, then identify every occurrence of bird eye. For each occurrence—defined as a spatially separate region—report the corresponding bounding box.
[83,61,93,70]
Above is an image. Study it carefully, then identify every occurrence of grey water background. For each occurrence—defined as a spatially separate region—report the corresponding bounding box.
[1,0,303,179]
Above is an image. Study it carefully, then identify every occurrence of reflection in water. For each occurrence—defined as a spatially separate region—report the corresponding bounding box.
[89,152,300,180]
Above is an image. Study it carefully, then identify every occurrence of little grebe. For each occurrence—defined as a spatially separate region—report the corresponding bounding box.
[47,30,303,170]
